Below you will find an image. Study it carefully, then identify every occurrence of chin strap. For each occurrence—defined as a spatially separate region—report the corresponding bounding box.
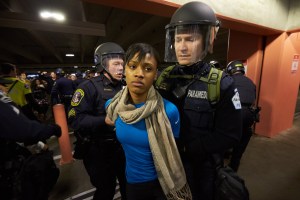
[98,63,122,84]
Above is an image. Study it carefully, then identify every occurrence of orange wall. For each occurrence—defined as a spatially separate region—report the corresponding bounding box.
[228,30,300,137]
[256,32,300,137]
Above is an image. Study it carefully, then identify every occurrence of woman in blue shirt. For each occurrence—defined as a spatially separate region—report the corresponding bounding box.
[105,43,191,200]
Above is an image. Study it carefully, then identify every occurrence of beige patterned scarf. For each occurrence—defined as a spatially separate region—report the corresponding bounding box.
[106,86,192,200]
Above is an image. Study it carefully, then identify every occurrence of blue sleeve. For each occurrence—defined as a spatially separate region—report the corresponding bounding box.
[163,99,180,138]
[105,99,112,109]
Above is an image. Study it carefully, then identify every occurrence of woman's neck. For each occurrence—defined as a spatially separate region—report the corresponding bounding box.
[129,92,147,104]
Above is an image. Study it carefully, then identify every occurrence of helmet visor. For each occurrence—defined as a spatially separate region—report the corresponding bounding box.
[164,24,211,65]
[97,54,124,71]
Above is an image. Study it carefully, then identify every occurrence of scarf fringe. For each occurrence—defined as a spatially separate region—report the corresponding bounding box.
[166,183,192,200]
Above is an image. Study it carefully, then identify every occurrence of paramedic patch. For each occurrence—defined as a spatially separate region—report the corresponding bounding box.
[71,89,84,106]
[232,89,241,109]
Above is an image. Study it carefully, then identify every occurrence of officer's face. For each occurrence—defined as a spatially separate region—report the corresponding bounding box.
[125,52,157,102]
[50,72,56,80]
[106,58,124,81]
[174,33,203,66]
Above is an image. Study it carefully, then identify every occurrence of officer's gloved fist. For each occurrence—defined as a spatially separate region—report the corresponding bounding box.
[50,124,62,137]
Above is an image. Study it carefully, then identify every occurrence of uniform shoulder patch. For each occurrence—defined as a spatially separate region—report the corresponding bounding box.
[232,88,241,110]
[68,108,76,118]
[71,89,84,106]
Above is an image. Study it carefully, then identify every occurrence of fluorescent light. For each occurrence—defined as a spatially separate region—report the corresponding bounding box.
[40,11,51,19]
[65,54,74,57]
[40,10,65,22]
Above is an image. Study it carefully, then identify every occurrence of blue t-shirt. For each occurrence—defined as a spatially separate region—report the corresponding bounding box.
[106,99,180,183]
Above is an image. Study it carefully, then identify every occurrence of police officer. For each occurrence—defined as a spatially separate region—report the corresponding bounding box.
[155,2,242,200]
[68,42,126,200]
[73,70,86,87]
[50,68,75,116]
[0,79,61,199]
[226,60,257,172]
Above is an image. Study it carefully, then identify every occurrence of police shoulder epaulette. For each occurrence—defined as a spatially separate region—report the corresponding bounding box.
[155,65,175,88]
[156,65,223,104]
[204,67,223,105]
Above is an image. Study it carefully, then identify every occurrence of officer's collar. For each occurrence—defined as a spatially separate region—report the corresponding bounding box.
[101,74,120,86]
[178,61,209,76]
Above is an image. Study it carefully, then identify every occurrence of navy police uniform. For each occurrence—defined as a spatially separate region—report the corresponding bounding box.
[68,74,126,200]
[0,92,61,142]
[0,91,61,200]
[229,73,256,171]
[156,62,242,200]
[73,77,87,88]
[51,76,75,114]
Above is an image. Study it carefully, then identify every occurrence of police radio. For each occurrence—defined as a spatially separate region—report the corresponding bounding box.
[172,80,196,99]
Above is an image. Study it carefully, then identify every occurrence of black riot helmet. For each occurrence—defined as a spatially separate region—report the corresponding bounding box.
[75,70,82,78]
[209,60,224,70]
[164,1,220,63]
[55,68,65,77]
[94,42,125,73]
[226,60,245,75]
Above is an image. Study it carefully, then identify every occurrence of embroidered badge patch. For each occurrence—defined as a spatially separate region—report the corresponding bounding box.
[71,89,84,106]
[68,108,76,118]
[232,88,241,110]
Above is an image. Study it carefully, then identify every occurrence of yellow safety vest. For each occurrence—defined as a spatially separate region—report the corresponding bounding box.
[5,77,32,107]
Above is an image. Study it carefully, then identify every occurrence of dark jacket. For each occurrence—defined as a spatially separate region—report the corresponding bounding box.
[156,62,242,161]
[51,77,75,105]
[0,93,60,144]
[68,74,123,138]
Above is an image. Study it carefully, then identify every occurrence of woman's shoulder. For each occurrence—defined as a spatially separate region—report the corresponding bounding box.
[162,98,178,114]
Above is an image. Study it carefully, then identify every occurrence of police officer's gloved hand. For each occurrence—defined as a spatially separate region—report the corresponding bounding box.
[49,124,62,137]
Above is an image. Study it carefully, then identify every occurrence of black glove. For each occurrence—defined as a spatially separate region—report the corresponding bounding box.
[49,124,62,137]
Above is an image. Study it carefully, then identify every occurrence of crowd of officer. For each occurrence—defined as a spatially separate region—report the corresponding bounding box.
[0,1,261,200]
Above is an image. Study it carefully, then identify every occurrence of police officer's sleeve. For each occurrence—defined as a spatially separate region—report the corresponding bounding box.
[68,82,106,133]
[0,101,61,143]
[189,75,242,157]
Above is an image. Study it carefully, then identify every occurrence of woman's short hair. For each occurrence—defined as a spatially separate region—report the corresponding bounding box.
[125,43,160,66]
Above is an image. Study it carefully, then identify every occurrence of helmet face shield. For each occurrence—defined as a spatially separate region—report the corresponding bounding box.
[164,1,220,65]
[96,53,124,70]
[164,24,211,65]
[94,42,125,74]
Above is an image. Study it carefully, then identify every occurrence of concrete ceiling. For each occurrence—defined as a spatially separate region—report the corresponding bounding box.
[0,0,229,73]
